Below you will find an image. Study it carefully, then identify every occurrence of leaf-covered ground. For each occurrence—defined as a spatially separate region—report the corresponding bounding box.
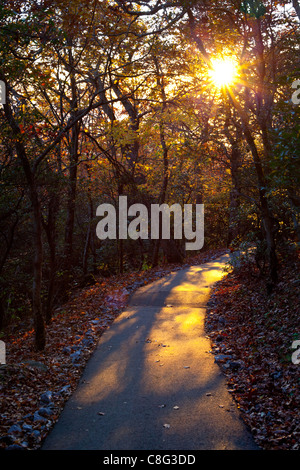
[205,247,300,450]
[0,248,225,450]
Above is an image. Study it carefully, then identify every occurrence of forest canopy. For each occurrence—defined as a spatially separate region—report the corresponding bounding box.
[0,0,299,350]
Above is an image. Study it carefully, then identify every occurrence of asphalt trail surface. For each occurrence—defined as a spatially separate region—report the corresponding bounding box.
[42,254,259,450]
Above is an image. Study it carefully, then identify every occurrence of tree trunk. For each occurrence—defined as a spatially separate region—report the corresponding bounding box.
[64,119,80,267]
[83,223,91,275]
[64,38,80,268]
[152,56,169,267]
[112,82,139,174]
[237,110,278,284]
[152,126,169,267]
[223,121,242,246]
[293,0,300,21]
[31,192,46,349]
[228,141,242,246]
[43,193,59,325]
[2,77,46,350]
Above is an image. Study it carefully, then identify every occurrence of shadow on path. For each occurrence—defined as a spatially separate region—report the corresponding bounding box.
[42,254,259,450]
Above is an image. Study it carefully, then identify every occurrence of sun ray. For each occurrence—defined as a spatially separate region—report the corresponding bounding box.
[208,57,239,89]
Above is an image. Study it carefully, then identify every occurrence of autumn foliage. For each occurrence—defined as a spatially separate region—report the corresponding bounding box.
[0,0,299,451]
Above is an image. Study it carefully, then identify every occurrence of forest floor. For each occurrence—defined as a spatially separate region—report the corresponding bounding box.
[205,246,300,450]
[0,246,299,450]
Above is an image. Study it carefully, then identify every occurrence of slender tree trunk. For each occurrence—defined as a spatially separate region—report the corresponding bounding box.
[224,120,242,246]
[31,193,46,349]
[293,0,300,21]
[117,180,124,274]
[64,126,79,264]
[64,38,80,268]
[2,77,46,349]
[83,186,94,276]
[17,148,45,349]
[43,193,59,325]
[152,56,170,267]
[233,101,278,283]
[228,141,242,246]
[242,16,277,283]
[112,82,139,174]
[152,124,169,267]
[287,189,300,244]
[83,223,91,275]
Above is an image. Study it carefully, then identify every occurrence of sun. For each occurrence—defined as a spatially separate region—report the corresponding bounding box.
[209,57,238,89]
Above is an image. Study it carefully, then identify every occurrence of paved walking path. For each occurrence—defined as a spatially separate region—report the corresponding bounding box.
[42,253,259,450]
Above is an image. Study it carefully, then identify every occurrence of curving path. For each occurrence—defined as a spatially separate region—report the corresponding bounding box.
[42,253,259,450]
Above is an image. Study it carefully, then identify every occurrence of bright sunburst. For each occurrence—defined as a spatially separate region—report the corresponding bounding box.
[209,57,238,89]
